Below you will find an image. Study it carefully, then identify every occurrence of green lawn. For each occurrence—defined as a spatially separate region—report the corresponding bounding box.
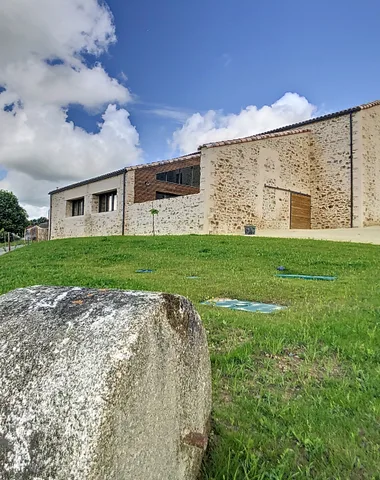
[1,235,380,479]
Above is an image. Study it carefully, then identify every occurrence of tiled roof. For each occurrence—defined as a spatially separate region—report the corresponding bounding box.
[126,152,200,171]
[49,153,200,195]
[199,99,380,150]
[199,128,311,149]
[359,100,380,110]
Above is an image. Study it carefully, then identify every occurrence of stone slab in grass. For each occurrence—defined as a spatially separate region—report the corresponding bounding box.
[0,286,211,480]
[276,274,337,281]
[201,298,286,313]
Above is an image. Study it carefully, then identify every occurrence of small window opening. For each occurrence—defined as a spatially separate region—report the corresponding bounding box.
[155,192,180,200]
[71,198,84,216]
[99,191,118,212]
[156,165,200,187]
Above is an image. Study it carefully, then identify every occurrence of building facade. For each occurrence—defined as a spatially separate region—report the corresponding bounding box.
[49,101,380,239]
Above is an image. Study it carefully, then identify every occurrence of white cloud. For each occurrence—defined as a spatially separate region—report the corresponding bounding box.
[0,0,141,218]
[0,103,140,182]
[171,92,316,154]
[148,107,191,123]
[1,62,129,108]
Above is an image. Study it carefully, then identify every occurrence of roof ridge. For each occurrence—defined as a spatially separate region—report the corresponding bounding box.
[199,128,311,150]
[199,99,380,150]
[359,100,380,110]
[126,152,200,171]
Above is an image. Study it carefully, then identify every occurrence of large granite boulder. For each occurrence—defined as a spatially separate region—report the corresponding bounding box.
[0,286,211,479]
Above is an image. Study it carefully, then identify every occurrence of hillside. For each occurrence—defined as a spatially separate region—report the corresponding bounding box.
[1,235,380,479]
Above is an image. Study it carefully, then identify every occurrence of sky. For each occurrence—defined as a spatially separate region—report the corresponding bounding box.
[0,0,380,218]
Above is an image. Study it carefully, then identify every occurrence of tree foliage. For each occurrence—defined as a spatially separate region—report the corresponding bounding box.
[29,216,48,226]
[150,208,159,236]
[0,190,29,234]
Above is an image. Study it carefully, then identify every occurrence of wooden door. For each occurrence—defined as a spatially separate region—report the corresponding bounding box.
[290,193,311,229]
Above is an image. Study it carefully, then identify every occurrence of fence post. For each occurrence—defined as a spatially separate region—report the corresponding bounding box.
[8,232,10,252]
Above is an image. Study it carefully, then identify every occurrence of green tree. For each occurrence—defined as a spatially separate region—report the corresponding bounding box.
[150,208,159,236]
[29,216,48,226]
[0,190,29,235]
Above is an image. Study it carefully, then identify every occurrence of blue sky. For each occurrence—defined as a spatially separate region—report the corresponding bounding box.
[1,0,380,216]
[70,0,380,161]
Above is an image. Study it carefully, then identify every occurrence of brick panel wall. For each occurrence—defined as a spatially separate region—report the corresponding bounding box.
[134,156,201,203]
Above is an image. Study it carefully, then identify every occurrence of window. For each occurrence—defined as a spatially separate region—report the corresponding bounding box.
[71,198,84,216]
[156,165,200,187]
[156,192,179,200]
[99,191,117,212]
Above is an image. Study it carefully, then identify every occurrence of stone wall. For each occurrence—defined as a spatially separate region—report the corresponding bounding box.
[126,193,204,235]
[133,155,200,203]
[50,174,125,239]
[361,105,380,226]
[202,131,312,234]
[306,114,359,229]
[26,225,49,242]
[201,111,361,233]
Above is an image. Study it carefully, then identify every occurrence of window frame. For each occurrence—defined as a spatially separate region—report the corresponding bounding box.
[98,190,118,213]
[71,197,84,217]
[155,191,180,200]
[155,165,200,187]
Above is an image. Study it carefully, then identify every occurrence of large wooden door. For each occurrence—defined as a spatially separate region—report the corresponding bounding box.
[290,193,311,229]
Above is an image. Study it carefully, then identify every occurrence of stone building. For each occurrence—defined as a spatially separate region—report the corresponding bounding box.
[49,100,380,239]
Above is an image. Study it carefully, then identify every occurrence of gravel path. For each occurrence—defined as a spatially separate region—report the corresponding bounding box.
[0,244,25,256]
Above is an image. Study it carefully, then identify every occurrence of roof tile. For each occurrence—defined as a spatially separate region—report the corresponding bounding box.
[199,128,311,150]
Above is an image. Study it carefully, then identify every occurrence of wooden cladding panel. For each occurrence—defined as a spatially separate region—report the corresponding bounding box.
[134,156,201,203]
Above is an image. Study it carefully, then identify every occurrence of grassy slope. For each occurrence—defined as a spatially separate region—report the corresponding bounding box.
[1,235,380,479]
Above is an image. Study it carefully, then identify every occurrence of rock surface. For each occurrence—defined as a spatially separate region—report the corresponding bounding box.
[0,286,211,479]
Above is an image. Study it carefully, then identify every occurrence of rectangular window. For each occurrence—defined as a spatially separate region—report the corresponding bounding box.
[156,192,179,200]
[98,191,117,212]
[155,165,200,187]
[71,198,84,216]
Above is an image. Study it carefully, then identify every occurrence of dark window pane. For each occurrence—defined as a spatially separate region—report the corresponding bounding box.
[155,165,200,187]
[98,191,117,212]
[166,170,176,183]
[99,195,107,212]
[72,198,84,216]
[155,191,179,200]
[192,165,200,187]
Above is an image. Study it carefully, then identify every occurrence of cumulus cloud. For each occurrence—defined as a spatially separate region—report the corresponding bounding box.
[171,92,317,154]
[0,0,141,218]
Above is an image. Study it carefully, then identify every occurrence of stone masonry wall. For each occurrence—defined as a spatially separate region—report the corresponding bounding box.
[50,174,124,239]
[306,114,359,229]
[361,105,380,226]
[126,194,204,235]
[202,131,311,234]
[202,112,359,233]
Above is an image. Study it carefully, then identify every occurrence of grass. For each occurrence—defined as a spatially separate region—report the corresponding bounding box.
[1,235,380,479]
